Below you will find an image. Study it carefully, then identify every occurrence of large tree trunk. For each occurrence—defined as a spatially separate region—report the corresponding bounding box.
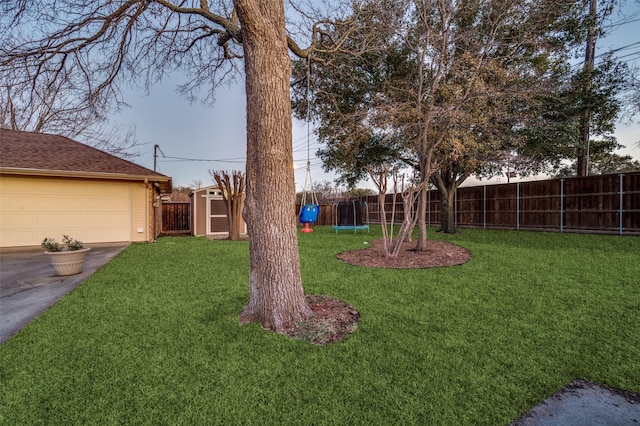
[431,172,456,234]
[432,169,472,234]
[415,180,428,250]
[414,148,431,251]
[439,188,456,234]
[235,0,312,332]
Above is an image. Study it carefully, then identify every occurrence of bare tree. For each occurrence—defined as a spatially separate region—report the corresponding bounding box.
[0,63,139,158]
[168,186,191,202]
[209,170,245,240]
[1,0,354,333]
[367,165,424,258]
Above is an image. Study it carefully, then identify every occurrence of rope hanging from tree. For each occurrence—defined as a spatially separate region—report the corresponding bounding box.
[298,55,319,233]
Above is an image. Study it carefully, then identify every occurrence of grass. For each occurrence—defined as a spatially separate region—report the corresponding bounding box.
[1,227,639,425]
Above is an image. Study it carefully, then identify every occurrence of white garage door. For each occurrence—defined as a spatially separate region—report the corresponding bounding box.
[1,176,133,247]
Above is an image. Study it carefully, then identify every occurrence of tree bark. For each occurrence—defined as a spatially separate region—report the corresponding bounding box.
[439,188,456,234]
[578,0,598,177]
[432,172,457,234]
[432,169,471,234]
[414,143,432,251]
[234,0,312,332]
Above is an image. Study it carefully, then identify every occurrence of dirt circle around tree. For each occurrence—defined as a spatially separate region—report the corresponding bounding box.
[285,239,471,345]
[336,238,472,269]
[283,295,360,346]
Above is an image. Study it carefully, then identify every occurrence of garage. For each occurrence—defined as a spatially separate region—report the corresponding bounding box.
[0,129,171,248]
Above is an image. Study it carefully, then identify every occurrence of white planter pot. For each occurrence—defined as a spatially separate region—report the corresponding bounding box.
[44,247,91,276]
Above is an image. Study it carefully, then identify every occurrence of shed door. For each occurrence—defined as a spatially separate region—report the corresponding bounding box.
[207,190,229,234]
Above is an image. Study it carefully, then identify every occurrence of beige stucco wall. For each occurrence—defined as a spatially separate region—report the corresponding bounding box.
[129,181,152,243]
[0,175,152,247]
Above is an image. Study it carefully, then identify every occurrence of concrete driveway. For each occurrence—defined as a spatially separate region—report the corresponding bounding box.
[0,243,129,344]
[511,379,640,425]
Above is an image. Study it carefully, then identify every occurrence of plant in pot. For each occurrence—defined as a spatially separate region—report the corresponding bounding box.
[42,235,91,276]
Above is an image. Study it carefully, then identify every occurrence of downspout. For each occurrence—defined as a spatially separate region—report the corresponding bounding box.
[144,178,150,242]
[153,187,157,242]
[153,182,160,242]
[144,179,155,243]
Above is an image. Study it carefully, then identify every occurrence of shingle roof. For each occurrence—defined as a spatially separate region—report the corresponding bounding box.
[0,128,170,186]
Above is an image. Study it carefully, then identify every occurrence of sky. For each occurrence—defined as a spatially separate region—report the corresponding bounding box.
[112,81,325,191]
[111,2,640,190]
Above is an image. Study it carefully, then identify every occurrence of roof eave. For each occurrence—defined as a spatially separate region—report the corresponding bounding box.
[0,167,172,191]
[0,167,172,194]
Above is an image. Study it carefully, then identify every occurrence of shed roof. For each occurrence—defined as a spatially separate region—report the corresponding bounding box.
[0,128,171,191]
[189,184,222,197]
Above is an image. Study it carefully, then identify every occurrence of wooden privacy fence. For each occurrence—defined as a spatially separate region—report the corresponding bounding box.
[162,202,191,233]
[363,172,640,236]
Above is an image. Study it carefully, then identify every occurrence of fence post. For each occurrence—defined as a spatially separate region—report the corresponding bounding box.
[428,188,431,227]
[516,182,520,231]
[620,173,624,235]
[454,188,458,228]
[483,185,487,230]
[560,179,564,233]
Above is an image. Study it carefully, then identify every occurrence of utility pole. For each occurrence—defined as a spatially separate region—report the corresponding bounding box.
[153,144,164,172]
[151,144,165,242]
[578,0,598,177]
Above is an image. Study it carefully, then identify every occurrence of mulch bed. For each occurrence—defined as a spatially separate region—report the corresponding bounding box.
[336,238,471,269]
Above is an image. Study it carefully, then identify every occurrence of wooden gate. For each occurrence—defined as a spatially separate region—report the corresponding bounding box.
[162,202,191,233]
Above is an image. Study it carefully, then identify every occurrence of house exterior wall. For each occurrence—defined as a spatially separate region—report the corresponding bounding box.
[130,182,151,243]
[0,175,155,247]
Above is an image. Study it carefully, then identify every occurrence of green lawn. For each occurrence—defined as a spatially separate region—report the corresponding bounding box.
[1,227,638,425]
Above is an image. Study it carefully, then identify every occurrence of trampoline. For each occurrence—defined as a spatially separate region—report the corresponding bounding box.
[332,200,370,234]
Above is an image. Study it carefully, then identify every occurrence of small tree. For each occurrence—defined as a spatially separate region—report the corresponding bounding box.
[368,165,424,258]
[209,170,246,241]
[168,186,191,202]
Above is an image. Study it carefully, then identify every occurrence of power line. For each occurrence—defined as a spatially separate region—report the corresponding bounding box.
[601,17,640,32]
[293,143,322,155]
[294,160,324,174]
[615,50,640,61]
[597,41,640,57]
[159,155,246,163]
[157,143,327,168]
